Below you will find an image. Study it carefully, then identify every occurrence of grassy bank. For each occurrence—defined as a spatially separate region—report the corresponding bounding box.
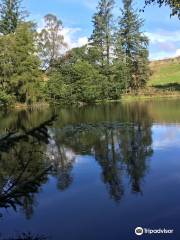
[148,56,180,90]
[119,56,180,102]
[121,91,180,102]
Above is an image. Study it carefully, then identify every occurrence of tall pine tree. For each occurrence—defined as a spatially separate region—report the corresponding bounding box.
[90,0,115,73]
[117,0,149,90]
[0,0,23,35]
[113,36,129,93]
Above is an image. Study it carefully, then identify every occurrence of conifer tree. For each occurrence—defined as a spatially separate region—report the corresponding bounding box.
[113,36,129,93]
[0,22,42,104]
[0,0,23,35]
[90,0,115,73]
[117,0,149,90]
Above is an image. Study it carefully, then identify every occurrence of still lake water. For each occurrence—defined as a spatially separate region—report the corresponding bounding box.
[0,99,180,240]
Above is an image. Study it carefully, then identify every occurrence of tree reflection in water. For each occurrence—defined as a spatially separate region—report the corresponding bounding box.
[0,114,58,239]
[0,103,153,239]
[0,115,57,217]
[47,130,75,191]
[54,103,153,202]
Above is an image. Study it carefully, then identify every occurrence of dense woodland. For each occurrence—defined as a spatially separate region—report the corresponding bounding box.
[0,0,178,106]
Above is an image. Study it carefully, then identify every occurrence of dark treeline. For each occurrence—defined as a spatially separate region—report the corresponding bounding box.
[0,0,178,106]
[0,0,149,106]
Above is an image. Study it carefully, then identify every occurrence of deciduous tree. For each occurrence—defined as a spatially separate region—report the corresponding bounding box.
[38,14,67,70]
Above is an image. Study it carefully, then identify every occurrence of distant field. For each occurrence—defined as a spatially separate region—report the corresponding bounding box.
[148,57,180,89]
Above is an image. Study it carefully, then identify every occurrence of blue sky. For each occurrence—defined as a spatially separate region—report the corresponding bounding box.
[24,0,180,60]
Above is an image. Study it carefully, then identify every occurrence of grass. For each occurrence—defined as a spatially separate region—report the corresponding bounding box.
[120,57,180,101]
[148,57,180,89]
[121,93,180,102]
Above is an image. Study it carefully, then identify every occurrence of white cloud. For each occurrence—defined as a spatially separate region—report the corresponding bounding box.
[149,50,180,60]
[146,29,180,60]
[146,30,180,44]
[174,49,180,57]
[62,28,88,49]
[37,17,88,50]
[152,125,180,150]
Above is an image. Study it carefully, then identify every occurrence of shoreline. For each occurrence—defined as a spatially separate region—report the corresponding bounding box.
[120,92,180,102]
[96,91,180,104]
[2,91,180,110]
[14,102,49,110]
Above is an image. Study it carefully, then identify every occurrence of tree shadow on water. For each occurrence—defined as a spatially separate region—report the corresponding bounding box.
[0,115,57,213]
[0,115,58,240]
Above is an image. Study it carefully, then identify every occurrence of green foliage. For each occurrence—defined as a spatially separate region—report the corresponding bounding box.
[113,36,131,92]
[37,14,67,70]
[0,0,23,35]
[112,59,130,93]
[45,72,73,104]
[0,22,42,104]
[90,0,115,72]
[0,90,15,105]
[0,0,152,107]
[46,44,129,104]
[117,0,149,90]
[72,60,107,103]
[46,58,110,104]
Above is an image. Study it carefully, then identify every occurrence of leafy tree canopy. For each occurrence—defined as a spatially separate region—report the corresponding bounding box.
[38,14,67,70]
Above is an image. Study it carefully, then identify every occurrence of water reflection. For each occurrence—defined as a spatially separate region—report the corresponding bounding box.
[0,103,154,217]
[47,131,75,191]
[55,122,153,201]
[0,115,56,218]
[0,100,180,239]
[46,102,153,202]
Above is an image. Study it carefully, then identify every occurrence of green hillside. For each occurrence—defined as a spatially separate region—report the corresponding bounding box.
[148,57,180,90]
